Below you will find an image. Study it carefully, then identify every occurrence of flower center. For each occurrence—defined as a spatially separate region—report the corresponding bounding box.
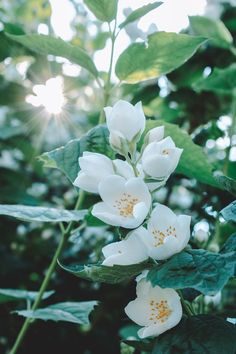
[162,149,169,155]
[149,299,172,324]
[152,226,176,246]
[113,193,139,217]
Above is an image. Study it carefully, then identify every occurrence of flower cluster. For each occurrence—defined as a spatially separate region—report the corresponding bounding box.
[74,100,191,338]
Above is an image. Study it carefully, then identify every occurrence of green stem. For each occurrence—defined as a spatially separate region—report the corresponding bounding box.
[223,93,236,174]
[9,191,85,354]
[99,18,117,124]
[178,290,194,316]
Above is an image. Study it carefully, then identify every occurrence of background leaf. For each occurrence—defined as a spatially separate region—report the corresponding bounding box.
[0,205,87,222]
[189,15,233,49]
[115,32,206,83]
[39,125,114,183]
[147,248,235,295]
[15,301,97,324]
[221,201,236,222]
[83,0,117,22]
[6,33,98,78]
[119,2,163,29]
[152,315,236,354]
[0,289,54,304]
[193,64,236,95]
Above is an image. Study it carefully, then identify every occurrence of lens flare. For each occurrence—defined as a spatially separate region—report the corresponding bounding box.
[26,76,66,115]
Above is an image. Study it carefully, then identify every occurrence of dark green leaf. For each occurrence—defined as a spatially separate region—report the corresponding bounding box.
[152,315,236,354]
[84,0,117,22]
[59,260,152,284]
[38,125,114,183]
[189,16,233,49]
[214,172,236,196]
[146,121,220,188]
[221,201,236,222]
[0,204,87,223]
[0,289,54,304]
[123,339,154,352]
[193,64,236,95]
[115,32,206,83]
[147,248,235,295]
[221,233,236,254]
[6,33,98,78]
[15,301,97,324]
[119,2,162,29]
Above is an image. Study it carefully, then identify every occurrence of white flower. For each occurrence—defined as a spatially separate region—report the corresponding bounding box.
[102,227,149,266]
[92,175,151,228]
[204,291,222,306]
[143,203,191,260]
[125,279,182,338]
[144,126,164,144]
[193,228,209,243]
[141,137,183,179]
[104,100,146,151]
[73,152,134,193]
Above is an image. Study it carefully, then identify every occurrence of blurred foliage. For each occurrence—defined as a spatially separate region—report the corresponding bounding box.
[0,1,235,354]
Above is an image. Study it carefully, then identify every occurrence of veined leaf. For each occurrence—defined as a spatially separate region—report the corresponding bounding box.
[38,125,114,183]
[115,32,206,83]
[221,201,236,223]
[0,289,54,304]
[59,260,152,284]
[84,0,117,22]
[119,2,162,29]
[15,301,97,324]
[152,315,236,354]
[6,33,98,78]
[147,248,235,295]
[0,204,87,222]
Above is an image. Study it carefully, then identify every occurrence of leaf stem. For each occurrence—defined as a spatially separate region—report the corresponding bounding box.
[178,290,195,317]
[9,191,85,354]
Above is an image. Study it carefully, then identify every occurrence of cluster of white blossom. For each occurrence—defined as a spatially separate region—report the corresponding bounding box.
[74,100,191,339]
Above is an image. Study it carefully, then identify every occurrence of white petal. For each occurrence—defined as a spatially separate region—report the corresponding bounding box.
[148,237,180,260]
[73,172,100,193]
[149,203,177,230]
[176,215,191,249]
[126,177,151,209]
[113,159,135,179]
[134,101,146,134]
[125,299,151,326]
[98,175,126,206]
[79,152,113,176]
[147,126,165,143]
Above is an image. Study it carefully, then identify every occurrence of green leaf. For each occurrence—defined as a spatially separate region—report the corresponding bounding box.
[221,233,236,254]
[115,32,206,83]
[146,121,220,188]
[15,301,97,324]
[59,260,152,284]
[147,248,235,295]
[0,204,87,223]
[189,16,233,49]
[5,33,98,78]
[0,125,26,140]
[221,201,236,223]
[0,289,54,304]
[123,339,154,352]
[214,172,236,196]
[119,2,163,29]
[152,315,236,354]
[38,125,114,183]
[193,64,236,95]
[84,0,117,22]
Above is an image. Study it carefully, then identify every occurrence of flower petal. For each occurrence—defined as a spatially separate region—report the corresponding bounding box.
[125,299,151,326]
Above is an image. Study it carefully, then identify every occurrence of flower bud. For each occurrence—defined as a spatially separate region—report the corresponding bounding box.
[104,100,146,153]
[141,137,183,179]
